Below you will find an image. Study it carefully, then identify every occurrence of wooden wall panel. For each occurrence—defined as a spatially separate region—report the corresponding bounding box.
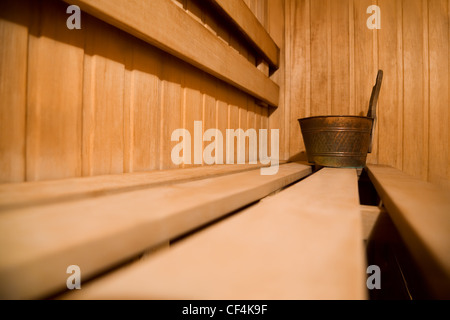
[160,55,183,170]
[3,0,447,190]
[331,0,350,116]
[0,0,29,183]
[82,16,126,177]
[0,0,273,183]
[27,0,84,181]
[286,0,450,190]
[310,0,330,118]
[203,75,217,164]
[123,40,162,173]
[402,0,427,180]
[267,0,288,161]
[215,83,228,165]
[377,0,403,170]
[428,0,449,189]
[353,0,379,164]
[287,0,310,161]
[182,64,203,167]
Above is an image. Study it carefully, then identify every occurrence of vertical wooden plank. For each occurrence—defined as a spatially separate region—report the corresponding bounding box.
[227,23,248,164]
[377,0,403,169]
[396,0,404,171]
[82,16,125,177]
[123,50,133,174]
[422,0,429,181]
[214,25,230,166]
[202,73,217,165]
[261,106,269,160]
[289,0,310,161]
[310,0,329,117]
[348,0,355,116]
[326,0,332,116]
[284,0,292,161]
[182,64,203,167]
[124,40,162,173]
[353,0,376,117]
[267,0,287,161]
[227,89,240,164]
[0,0,29,182]
[254,103,262,161]
[428,0,449,188]
[402,0,426,179]
[238,96,249,163]
[27,0,84,181]
[331,0,350,116]
[160,54,183,169]
[353,0,378,164]
[246,94,257,163]
[215,81,228,165]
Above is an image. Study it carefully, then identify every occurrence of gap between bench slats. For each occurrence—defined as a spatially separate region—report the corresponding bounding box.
[366,164,450,299]
[0,163,310,300]
[60,168,367,300]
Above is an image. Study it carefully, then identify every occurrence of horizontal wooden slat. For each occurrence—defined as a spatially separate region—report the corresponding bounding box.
[0,163,272,211]
[207,0,279,68]
[61,0,279,107]
[60,168,366,300]
[0,163,311,299]
[367,164,450,299]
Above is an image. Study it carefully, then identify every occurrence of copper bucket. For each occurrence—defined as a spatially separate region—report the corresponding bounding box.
[298,70,383,168]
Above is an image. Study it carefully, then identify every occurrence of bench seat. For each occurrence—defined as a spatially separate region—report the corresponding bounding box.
[367,164,450,299]
[60,168,367,300]
[0,163,310,299]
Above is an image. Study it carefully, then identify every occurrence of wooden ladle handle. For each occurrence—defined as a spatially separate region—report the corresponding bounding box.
[367,70,383,153]
[367,70,383,119]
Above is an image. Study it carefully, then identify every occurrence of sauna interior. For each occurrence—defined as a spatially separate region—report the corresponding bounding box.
[0,0,449,300]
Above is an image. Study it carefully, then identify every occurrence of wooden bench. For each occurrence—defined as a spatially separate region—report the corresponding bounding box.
[366,164,450,299]
[0,163,311,299]
[58,167,367,300]
[2,162,448,300]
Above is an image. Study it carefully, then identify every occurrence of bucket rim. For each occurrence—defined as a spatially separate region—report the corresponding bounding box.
[298,115,373,121]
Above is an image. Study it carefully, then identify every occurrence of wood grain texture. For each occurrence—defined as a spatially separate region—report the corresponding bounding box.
[0,0,29,182]
[377,0,402,169]
[0,163,311,299]
[286,0,449,188]
[160,54,183,169]
[26,0,84,181]
[402,0,426,180]
[123,39,162,173]
[267,0,287,160]
[0,163,273,211]
[82,16,125,176]
[59,167,365,300]
[288,0,310,161]
[428,0,449,190]
[367,164,450,299]
[331,0,350,116]
[353,0,378,164]
[207,0,279,68]
[63,0,279,107]
[310,0,330,118]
